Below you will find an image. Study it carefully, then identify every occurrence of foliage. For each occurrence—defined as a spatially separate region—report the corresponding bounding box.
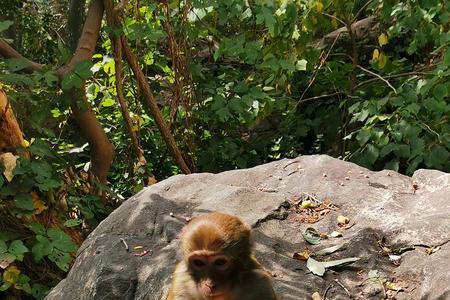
[0,0,449,298]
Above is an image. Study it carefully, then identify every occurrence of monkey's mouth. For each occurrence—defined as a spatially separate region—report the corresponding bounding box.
[207,293,226,300]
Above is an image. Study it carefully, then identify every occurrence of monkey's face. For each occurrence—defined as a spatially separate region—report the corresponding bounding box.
[188,252,234,300]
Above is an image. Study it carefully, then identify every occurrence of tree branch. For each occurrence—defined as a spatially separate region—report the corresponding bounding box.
[0,39,43,72]
[103,0,191,174]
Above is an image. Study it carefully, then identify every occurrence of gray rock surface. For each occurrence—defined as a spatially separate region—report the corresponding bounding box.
[46,155,450,299]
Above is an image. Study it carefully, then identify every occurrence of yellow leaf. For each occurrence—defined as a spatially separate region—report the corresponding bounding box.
[337,215,349,226]
[378,33,388,47]
[372,48,380,60]
[293,249,312,261]
[22,139,30,148]
[0,153,17,182]
[331,14,338,28]
[312,292,321,300]
[316,1,324,13]
[378,52,388,68]
[3,265,20,284]
[32,192,48,215]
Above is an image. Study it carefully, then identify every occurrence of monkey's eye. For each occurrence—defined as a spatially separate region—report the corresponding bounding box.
[192,259,206,268]
[214,258,228,266]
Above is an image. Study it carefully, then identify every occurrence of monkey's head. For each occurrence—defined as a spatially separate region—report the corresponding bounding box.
[180,212,252,300]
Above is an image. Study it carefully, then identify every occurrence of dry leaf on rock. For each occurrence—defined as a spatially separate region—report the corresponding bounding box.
[0,152,17,182]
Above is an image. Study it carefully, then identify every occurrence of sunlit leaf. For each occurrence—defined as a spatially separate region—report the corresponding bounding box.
[378,33,388,46]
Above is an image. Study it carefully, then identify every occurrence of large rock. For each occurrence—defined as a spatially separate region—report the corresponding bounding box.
[46,155,450,299]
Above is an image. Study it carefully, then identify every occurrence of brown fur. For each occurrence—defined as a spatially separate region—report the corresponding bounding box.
[167,212,278,300]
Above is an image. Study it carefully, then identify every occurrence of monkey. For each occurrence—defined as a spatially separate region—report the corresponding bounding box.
[167,212,278,300]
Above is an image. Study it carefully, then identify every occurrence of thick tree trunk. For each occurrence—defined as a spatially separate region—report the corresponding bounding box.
[0,88,25,153]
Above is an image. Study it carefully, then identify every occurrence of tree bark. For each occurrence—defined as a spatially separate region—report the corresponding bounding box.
[0,88,25,153]
[0,0,114,184]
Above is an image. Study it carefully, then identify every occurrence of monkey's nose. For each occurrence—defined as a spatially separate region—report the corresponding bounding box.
[205,281,216,288]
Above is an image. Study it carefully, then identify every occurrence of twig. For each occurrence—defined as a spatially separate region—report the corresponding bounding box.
[120,238,129,252]
[297,92,345,104]
[334,279,352,298]
[296,32,341,108]
[322,12,346,27]
[283,159,300,169]
[356,65,397,93]
[355,71,427,89]
[352,0,375,23]
[322,283,334,300]
[378,278,387,299]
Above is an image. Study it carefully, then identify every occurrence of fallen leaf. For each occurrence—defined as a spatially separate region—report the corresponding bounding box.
[386,281,404,291]
[321,257,360,269]
[315,243,346,256]
[301,200,315,208]
[306,257,326,276]
[0,153,17,182]
[303,227,321,245]
[311,291,321,300]
[368,269,379,278]
[337,215,349,226]
[330,231,343,238]
[307,257,360,276]
[293,249,311,261]
[425,246,440,255]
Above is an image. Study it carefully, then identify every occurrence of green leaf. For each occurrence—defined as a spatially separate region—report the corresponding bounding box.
[6,58,32,72]
[61,72,82,90]
[279,59,296,72]
[43,71,58,86]
[0,240,7,253]
[356,129,371,146]
[364,144,380,165]
[295,59,307,71]
[32,235,52,262]
[101,97,115,107]
[63,219,82,227]
[15,193,34,211]
[28,223,46,235]
[29,140,56,158]
[30,161,52,179]
[8,240,29,255]
[426,145,450,168]
[0,73,34,86]
[394,144,410,158]
[74,60,94,79]
[47,228,78,252]
[432,84,447,100]
[262,7,276,36]
[48,249,72,271]
[444,48,450,65]
[32,283,49,299]
[0,20,13,32]
[380,144,396,157]
[0,281,12,292]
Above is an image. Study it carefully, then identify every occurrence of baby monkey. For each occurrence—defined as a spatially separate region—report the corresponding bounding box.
[167,212,278,300]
